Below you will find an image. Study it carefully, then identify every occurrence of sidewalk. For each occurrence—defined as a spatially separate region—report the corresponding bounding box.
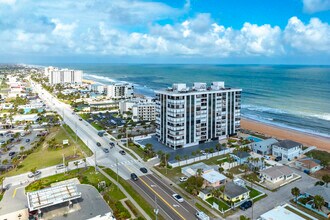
[98,168,151,220]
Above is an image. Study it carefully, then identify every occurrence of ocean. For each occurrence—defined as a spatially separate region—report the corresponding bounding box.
[46,64,330,138]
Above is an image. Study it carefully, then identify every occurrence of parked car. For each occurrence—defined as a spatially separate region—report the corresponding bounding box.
[179,177,188,182]
[26,138,30,143]
[119,150,126,155]
[172,194,184,203]
[109,142,115,148]
[96,142,101,147]
[195,211,210,220]
[140,167,148,173]
[28,170,41,178]
[275,156,282,162]
[8,151,16,156]
[131,173,138,181]
[79,118,82,121]
[103,148,109,153]
[239,200,252,211]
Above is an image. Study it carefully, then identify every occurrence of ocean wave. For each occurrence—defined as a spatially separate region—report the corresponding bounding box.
[242,113,330,138]
[84,73,116,83]
[241,104,288,114]
[309,113,330,121]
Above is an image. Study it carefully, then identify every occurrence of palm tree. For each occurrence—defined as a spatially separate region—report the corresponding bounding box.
[184,155,189,164]
[82,158,87,170]
[192,151,197,162]
[291,187,300,202]
[175,154,181,166]
[196,168,203,177]
[216,143,221,151]
[313,195,325,211]
[209,148,214,156]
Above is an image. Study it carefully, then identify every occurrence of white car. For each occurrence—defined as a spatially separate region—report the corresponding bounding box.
[179,177,188,182]
[172,193,184,203]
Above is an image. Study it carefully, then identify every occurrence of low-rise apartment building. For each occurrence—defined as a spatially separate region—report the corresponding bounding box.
[156,82,241,149]
[106,83,134,99]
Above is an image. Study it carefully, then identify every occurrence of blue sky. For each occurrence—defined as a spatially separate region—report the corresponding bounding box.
[0,0,329,64]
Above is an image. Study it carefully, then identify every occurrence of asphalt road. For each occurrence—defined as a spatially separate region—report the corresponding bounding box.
[130,174,197,220]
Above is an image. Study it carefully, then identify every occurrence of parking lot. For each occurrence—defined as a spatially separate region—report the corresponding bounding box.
[136,136,227,162]
[0,129,41,168]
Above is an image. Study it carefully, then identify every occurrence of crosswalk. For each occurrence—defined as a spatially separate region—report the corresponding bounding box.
[107,159,136,168]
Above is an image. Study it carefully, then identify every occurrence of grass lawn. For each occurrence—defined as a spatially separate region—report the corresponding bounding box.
[91,122,104,130]
[228,165,245,175]
[155,166,182,182]
[79,113,91,121]
[127,142,148,161]
[3,126,86,177]
[246,186,262,198]
[25,167,110,192]
[103,168,164,220]
[285,206,313,220]
[206,197,230,211]
[244,173,260,183]
[62,124,93,156]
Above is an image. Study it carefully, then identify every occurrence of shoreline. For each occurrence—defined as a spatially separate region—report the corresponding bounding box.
[241,117,330,152]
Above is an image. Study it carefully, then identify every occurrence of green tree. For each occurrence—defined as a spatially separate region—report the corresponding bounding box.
[291,187,300,202]
[322,174,330,188]
[239,215,251,220]
[313,195,325,211]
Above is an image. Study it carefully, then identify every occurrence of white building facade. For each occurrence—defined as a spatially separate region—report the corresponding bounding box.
[272,140,303,160]
[156,82,241,149]
[48,69,83,85]
[106,83,134,99]
[119,99,156,122]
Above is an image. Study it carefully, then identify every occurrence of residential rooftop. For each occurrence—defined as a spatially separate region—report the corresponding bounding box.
[305,185,330,202]
[202,170,227,184]
[224,182,249,198]
[273,139,302,149]
[260,166,293,179]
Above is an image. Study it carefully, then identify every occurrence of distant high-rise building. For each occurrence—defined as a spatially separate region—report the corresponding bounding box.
[106,83,134,99]
[155,82,241,149]
[48,69,83,85]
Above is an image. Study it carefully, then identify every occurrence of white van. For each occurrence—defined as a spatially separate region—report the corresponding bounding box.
[196,211,210,220]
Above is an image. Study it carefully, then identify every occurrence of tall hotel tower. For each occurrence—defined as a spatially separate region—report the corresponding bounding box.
[155,82,241,149]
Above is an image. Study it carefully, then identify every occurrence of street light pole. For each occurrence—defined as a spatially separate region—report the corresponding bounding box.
[154,195,159,220]
[116,158,119,187]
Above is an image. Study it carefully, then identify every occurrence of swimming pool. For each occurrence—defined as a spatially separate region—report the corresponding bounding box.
[247,136,263,142]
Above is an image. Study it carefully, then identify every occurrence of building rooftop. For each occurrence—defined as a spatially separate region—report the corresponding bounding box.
[260,205,307,220]
[27,183,82,211]
[273,140,302,149]
[297,158,321,169]
[224,182,249,198]
[260,166,293,179]
[202,170,227,184]
[231,151,251,159]
[255,138,278,147]
[305,185,330,202]
[181,162,213,176]
[156,82,241,95]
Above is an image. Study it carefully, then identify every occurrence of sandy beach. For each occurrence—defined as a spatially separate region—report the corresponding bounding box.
[241,118,330,152]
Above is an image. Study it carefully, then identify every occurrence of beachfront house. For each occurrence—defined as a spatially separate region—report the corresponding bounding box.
[260,166,294,184]
[304,185,330,209]
[202,170,227,188]
[222,182,250,205]
[272,140,303,161]
[295,158,323,174]
[251,138,278,155]
[230,151,251,164]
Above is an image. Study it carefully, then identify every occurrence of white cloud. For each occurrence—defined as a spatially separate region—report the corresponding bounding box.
[0,0,15,5]
[302,0,330,13]
[284,16,330,53]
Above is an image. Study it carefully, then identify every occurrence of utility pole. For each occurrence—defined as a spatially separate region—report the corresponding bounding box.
[165,154,168,175]
[94,150,97,173]
[154,195,159,220]
[251,181,254,220]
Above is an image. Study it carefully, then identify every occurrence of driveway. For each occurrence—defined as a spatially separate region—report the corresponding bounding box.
[229,167,318,219]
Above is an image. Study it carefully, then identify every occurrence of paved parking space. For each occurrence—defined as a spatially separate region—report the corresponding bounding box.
[136,136,226,162]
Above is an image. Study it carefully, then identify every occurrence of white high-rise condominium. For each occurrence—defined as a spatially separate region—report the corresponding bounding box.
[156,82,241,149]
[48,69,83,85]
[106,83,134,99]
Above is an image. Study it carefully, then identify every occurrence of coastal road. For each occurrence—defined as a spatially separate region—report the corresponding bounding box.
[30,79,200,219]
[130,174,197,220]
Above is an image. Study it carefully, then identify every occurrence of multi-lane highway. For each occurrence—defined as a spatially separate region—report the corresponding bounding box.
[30,80,199,220]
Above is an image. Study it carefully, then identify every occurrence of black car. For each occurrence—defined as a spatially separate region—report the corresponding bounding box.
[240,200,252,211]
[131,173,138,181]
[9,151,16,156]
[109,142,115,147]
[140,167,148,173]
[119,150,126,155]
[96,142,101,147]
[103,148,109,153]
[26,138,30,143]
[275,156,282,162]
[79,118,83,121]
